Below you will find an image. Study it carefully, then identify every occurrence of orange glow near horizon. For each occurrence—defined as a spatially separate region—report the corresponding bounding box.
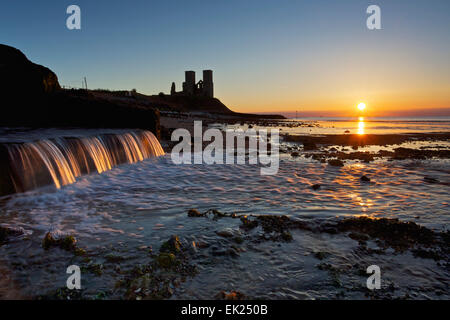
[220,77,450,117]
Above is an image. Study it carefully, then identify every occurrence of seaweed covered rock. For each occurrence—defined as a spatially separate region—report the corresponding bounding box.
[122,235,197,300]
[187,209,205,217]
[336,217,441,250]
[159,235,183,254]
[240,216,258,230]
[155,252,178,268]
[42,231,85,255]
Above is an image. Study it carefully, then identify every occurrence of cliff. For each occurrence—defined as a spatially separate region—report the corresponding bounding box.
[0,44,160,137]
[0,44,61,95]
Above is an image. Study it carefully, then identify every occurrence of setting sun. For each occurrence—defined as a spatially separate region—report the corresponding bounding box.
[357,103,366,111]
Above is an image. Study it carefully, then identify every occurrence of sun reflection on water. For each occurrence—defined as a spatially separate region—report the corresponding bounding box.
[357,117,365,135]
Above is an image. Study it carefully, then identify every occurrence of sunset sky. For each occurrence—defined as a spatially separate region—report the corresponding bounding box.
[1,0,449,116]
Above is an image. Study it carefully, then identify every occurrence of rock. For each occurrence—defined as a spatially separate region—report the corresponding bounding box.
[311,184,321,190]
[155,252,177,268]
[336,216,443,252]
[233,236,244,244]
[227,247,240,257]
[281,231,293,242]
[216,290,247,300]
[423,176,439,184]
[187,209,204,217]
[160,235,182,254]
[216,229,234,238]
[313,251,330,260]
[42,231,77,251]
[205,209,227,219]
[105,253,125,263]
[196,241,210,249]
[348,232,369,242]
[211,247,240,258]
[240,216,258,230]
[360,175,371,182]
[328,159,344,167]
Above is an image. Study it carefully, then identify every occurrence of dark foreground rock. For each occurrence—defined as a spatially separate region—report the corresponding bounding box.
[187,209,449,262]
[0,44,60,96]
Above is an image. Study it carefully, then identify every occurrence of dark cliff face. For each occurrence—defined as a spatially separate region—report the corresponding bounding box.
[0,44,61,96]
[0,44,160,137]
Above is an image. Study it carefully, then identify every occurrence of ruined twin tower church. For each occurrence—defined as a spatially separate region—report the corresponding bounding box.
[170,70,214,98]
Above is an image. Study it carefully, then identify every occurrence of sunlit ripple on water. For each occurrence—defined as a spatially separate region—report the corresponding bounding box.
[1,154,448,238]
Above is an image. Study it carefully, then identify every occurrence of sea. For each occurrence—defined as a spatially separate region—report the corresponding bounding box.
[0,117,448,299]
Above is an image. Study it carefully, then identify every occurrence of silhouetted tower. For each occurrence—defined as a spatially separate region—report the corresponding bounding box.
[170,82,176,95]
[182,71,196,95]
[203,70,213,98]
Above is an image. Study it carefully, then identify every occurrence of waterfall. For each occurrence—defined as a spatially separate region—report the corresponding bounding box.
[2,130,164,194]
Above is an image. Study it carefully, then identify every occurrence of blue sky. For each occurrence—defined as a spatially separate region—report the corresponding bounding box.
[1,0,449,115]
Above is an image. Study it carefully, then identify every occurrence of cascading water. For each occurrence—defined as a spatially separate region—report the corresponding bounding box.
[2,130,164,194]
